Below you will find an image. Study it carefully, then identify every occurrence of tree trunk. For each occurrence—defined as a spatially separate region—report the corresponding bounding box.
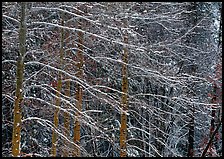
[12,2,26,157]
[187,105,195,157]
[63,76,70,156]
[120,19,128,157]
[145,79,151,156]
[206,81,218,156]
[186,3,197,157]
[51,12,64,157]
[63,17,72,157]
[73,13,84,157]
[140,107,146,157]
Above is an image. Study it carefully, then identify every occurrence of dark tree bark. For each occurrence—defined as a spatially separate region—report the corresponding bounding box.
[201,117,222,157]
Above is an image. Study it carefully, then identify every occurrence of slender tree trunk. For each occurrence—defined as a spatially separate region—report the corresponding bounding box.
[201,117,222,157]
[187,105,195,157]
[210,84,217,135]
[63,17,72,157]
[63,76,70,156]
[120,19,128,157]
[187,77,196,157]
[206,82,218,156]
[73,14,84,157]
[12,2,26,157]
[153,85,159,157]
[91,124,97,157]
[145,79,151,156]
[141,107,146,157]
[158,86,166,156]
[186,3,197,157]
[141,78,146,156]
[51,13,64,157]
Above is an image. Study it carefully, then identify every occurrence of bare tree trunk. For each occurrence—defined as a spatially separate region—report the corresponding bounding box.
[63,16,72,157]
[73,11,84,157]
[187,74,196,157]
[187,105,195,157]
[12,2,26,157]
[186,3,197,157]
[51,12,64,157]
[141,107,146,157]
[145,79,151,157]
[120,19,128,157]
[141,78,147,156]
[210,84,217,134]
[63,76,71,156]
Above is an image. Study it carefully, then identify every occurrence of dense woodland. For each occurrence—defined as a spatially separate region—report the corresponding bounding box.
[2,2,222,157]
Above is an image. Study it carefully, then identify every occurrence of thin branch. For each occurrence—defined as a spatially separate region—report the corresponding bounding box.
[201,117,222,157]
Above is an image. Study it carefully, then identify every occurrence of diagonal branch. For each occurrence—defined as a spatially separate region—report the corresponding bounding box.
[201,117,222,157]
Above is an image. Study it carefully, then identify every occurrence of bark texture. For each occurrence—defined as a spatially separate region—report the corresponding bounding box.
[120,20,128,157]
[12,2,26,157]
[63,18,71,157]
[73,16,84,157]
[51,13,64,157]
